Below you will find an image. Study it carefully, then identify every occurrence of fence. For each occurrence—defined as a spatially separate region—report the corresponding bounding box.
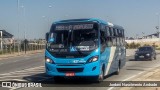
[0,41,46,55]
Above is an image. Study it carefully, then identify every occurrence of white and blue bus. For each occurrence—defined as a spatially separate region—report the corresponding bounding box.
[45,18,126,82]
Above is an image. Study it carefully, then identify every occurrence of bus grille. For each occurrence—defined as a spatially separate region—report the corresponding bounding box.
[57,68,84,73]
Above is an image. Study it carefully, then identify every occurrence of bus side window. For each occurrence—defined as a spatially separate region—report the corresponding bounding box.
[106,37,112,47]
[113,28,118,36]
[106,27,110,36]
[112,37,117,46]
[122,30,124,37]
[116,38,120,46]
[119,38,122,46]
[109,27,113,36]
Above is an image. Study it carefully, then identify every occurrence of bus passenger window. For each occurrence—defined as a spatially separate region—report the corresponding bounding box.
[116,38,120,46]
[106,37,112,47]
[106,27,110,36]
[109,27,113,36]
[112,37,117,46]
[113,28,118,36]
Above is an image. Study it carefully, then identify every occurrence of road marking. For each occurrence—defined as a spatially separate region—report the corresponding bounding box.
[0,66,44,76]
[107,65,160,90]
[0,75,48,79]
[0,79,27,81]
[0,71,44,76]
[107,87,115,90]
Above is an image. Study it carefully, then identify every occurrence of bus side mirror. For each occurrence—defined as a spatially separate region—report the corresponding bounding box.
[45,32,49,41]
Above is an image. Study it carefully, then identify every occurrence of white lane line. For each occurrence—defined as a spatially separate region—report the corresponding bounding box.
[12,58,31,62]
[0,66,44,75]
[0,79,27,81]
[107,75,139,90]
[107,65,160,90]
[122,72,144,81]
[0,71,44,76]
[107,87,115,90]
[0,75,49,79]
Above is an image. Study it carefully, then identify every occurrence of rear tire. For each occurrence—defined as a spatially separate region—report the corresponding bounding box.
[154,56,156,60]
[115,63,120,75]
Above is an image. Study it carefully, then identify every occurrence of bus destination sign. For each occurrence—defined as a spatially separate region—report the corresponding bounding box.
[55,24,93,30]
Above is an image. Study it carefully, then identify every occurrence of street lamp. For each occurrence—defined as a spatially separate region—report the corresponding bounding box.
[21,5,26,39]
[17,0,20,54]
[42,4,53,31]
[42,15,50,30]
[156,13,160,38]
[21,5,27,54]
[0,31,2,50]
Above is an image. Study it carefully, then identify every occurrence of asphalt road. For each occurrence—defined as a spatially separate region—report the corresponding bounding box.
[0,51,160,90]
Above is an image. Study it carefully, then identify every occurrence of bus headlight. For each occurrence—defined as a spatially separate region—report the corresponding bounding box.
[87,56,99,63]
[45,58,54,64]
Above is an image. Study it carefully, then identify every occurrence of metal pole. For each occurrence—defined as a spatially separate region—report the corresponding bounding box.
[0,31,3,55]
[158,14,160,38]
[0,31,2,50]
[17,0,20,55]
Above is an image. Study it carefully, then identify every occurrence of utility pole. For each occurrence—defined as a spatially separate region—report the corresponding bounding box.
[0,31,2,50]
[17,0,20,54]
[156,13,160,38]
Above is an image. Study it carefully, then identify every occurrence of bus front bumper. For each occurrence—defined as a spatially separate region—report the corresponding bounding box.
[45,62,101,77]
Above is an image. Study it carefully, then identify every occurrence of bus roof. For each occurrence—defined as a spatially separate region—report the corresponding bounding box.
[53,18,123,29]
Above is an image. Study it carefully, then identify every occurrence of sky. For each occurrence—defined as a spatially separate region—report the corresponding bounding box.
[0,0,160,39]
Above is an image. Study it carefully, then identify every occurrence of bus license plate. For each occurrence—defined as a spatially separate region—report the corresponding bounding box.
[65,72,75,76]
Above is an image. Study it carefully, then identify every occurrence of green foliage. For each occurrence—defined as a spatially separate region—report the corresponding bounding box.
[126,42,141,49]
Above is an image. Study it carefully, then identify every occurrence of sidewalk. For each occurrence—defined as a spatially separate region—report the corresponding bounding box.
[119,66,160,90]
[0,50,44,60]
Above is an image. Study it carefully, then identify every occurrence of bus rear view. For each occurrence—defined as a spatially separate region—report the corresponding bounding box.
[45,18,126,82]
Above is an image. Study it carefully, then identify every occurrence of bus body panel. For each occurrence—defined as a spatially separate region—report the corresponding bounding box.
[45,48,101,76]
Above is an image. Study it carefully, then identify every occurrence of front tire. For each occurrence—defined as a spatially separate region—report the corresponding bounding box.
[154,56,156,60]
[150,56,153,61]
[115,63,120,75]
[95,69,104,83]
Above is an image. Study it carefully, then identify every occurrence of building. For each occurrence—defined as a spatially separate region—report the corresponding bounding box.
[0,30,13,50]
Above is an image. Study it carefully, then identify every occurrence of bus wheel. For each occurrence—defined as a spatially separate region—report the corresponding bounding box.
[154,56,156,60]
[115,62,120,75]
[97,69,104,82]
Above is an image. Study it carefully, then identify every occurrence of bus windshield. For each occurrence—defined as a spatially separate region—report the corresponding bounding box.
[46,23,99,58]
